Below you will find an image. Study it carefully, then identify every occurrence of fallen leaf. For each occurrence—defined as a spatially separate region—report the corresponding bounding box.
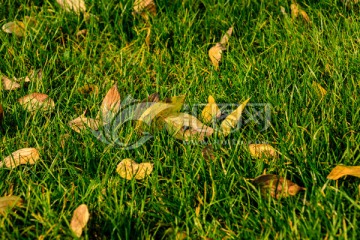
[0,196,23,215]
[201,95,221,123]
[18,93,55,112]
[70,204,90,238]
[145,27,151,47]
[220,98,250,137]
[76,29,87,37]
[116,158,153,180]
[133,0,157,16]
[163,95,186,115]
[0,148,40,169]
[220,27,233,46]
[209,43,226,70]
[164,113,214,141]
[300,10,311,23]
[280,6,287,16]
[57,0,86,14]
[69,114,100,133]
[249,144,278,159]
[327,165,360,180]
[24,69,43,83]
[2,21,26,37]
[290,3,299,19]
[99,84,121,123]
[78,84,99,95]
[2,76,21,90]
[202,145,215,161]
[252,174,305,199]
[312,81,327,98]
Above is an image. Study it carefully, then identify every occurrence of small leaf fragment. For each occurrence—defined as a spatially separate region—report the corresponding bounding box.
[201,95,221,123]
[220,27,233,46]
[327,165,360,180]
[57,0,86,14]
[69,114,100,133]
[252,174,305,199]
[116,158,153,180]
[290,3,299,19]
[2,76,21,90]
[133,0,157,16]
[76,29,87,37]
[78,84,99,95]
[0,148,40,169]
[2,21,26,37]
[312,81,327,99]
[209,43,225,70]
[249,144,278,159]
[300,10,311,23]
[18,93,55,112]
[70,204,90,238]
[220,98,250,137]
[99,84,121,123]
[0,196,23,215]
[202,145,215,161]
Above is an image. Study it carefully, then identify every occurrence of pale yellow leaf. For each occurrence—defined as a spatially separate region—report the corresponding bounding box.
[70,204,90,238]
[116,158,153,180]
[2,21,25,37]
[220,98,250,137]
[300,10,311,23]
[249,144,278,159]
[290,3,299,19]
[209,43,225,70]
[18,93,55,112]
[69,115,100,133]
[133,0,156,16]
[220,27,233,46]
[201,95,221,123]
[2,76,21,90]
[327,165,360,180]
[0,148,40,169]
[57,0,86,14]
[99,84,121,122]
[0,196,23,215]
[312,81,327,99]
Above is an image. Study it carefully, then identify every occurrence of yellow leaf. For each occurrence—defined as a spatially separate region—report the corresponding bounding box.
[312,81,327,99]
[0,196,23,215]
[162,95,186,116]
[2,76,21,90]
[220,98,250,137]
[69,114,100,133]
[0,148,40,169]
[116,158,153,180]
[57,0,86,14]
[249,144,278,159]
[18,93,55,112]
[2,21,25,37]
[201,95,221,123]
[164,113,214,141]
[70,204,90,238]
[290,3,299,19]
[209,43,225,70]
[300,10,311,23]
[99,84,121,123]
[252,174,305,199]
[327,165,360,180]
[133,0,157,16]
[220,27,233,46]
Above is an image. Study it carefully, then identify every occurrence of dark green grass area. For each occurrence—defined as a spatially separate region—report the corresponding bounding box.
[0,0,359,239]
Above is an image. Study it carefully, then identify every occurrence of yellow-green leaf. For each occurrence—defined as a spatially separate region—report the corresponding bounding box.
[116,158,153,180]
[220,98,250,137]
[0,196,23,215]
[249,144,278,159]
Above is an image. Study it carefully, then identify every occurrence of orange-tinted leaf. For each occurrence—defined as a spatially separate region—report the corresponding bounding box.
[0,196,23,215]
[99,84,121,122]
[327,165,360,180]
[0,148,40,169]
[18,93,55,112]
[2,76,21,90]
[70,204,90,238]
[249,144,278,159]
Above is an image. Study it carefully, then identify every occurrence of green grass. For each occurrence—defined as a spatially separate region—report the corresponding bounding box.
[0,0,359,239]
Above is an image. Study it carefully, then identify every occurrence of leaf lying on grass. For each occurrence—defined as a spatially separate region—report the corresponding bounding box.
[0,148,40,169]
[69,113,100,133]
[78,84,99,95]
[99,84,121,123]
[57,0,86,14]
[252,174,305,199]
[2,76,21,90]
[312,81,327,99]
[2,21,26,37]
[290,3,299,19]
[18,93,55,112]
[164,113,214,141]
[0,196,23,215]
[220,98,250,137]
[201,96,221,123]
[249,144,278,159]
[327,165,360,180]
[133,0,157,17]
[202,145,215,162]
[209,27,233,70]
[70,204,90,238]
[116,158,153,180]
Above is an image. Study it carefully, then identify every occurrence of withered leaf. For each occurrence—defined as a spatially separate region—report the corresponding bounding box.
[249,144,278,159]
[2,76,21,90]
[300,10,311,23]
[290,3,299,19]
[164,113,214,141]
[57,0,86,14]
[2,21,26,37]
[220,27,233,46]
[133,0,157,17]
[201,95,221,123]
[220,98,250,137]
[209,43,226,70]
[18,93,55,112]
[69,114,100,133]
[116,158,153,180]
[70,204,90,238]
[76,29,87,37]
[312,81,327,98]
[202,145,215,161]
[0,148,40,169]
[252,174,305,199]
[99,84,121,123]
[327,165,360,180]
[0,104,3,124]
[78,84,99,95]
[0,196,23,215]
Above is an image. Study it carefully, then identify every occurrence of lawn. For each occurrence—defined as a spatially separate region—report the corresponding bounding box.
[0,0,359,239]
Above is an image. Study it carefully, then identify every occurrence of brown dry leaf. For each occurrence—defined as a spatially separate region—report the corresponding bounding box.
[164,113,214,141]
[0,196,23,215]
[249,144,278,159]
[202,95,221,123]
[116,158,153,180]
[0,148,40,169]
[0,104,3,124]
[220,27,233,46]
[2,76,21,90]
[76,29,87,37]
[24,69,43,83]
[57,0,86,14]
[220,98,250,137]
[133,0,157,16]
[300,10,311,23]
[70,204,90,238]
[78,84,99,95]
[327,165,360,180]
[290,3,299,19]
[202,145,215,161]
[252,174,305,199]
[69,114,100,133]
[312,81,327,99]
[209,43,226,70]
[2,21,26,37]
[99,84,121,122]
[18,93,55,112]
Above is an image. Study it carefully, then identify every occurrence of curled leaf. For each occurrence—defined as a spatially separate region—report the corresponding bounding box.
[0,148,40,169]
[69,114,100,133]
[209,43,225,70]
[18,93,55,112]
[220,98,250,137]
[327,165,360,180]
[201,95,221,123]
[252,174,305,199]
[99,84,121,123]
[57,0,86,14]
[164,113,214,141]
[70,204,90,238]
[2,21,25,37]
[2,76,21,90]
[249,144,278,159]
[116,158,153,180]
[0,196,23,215]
